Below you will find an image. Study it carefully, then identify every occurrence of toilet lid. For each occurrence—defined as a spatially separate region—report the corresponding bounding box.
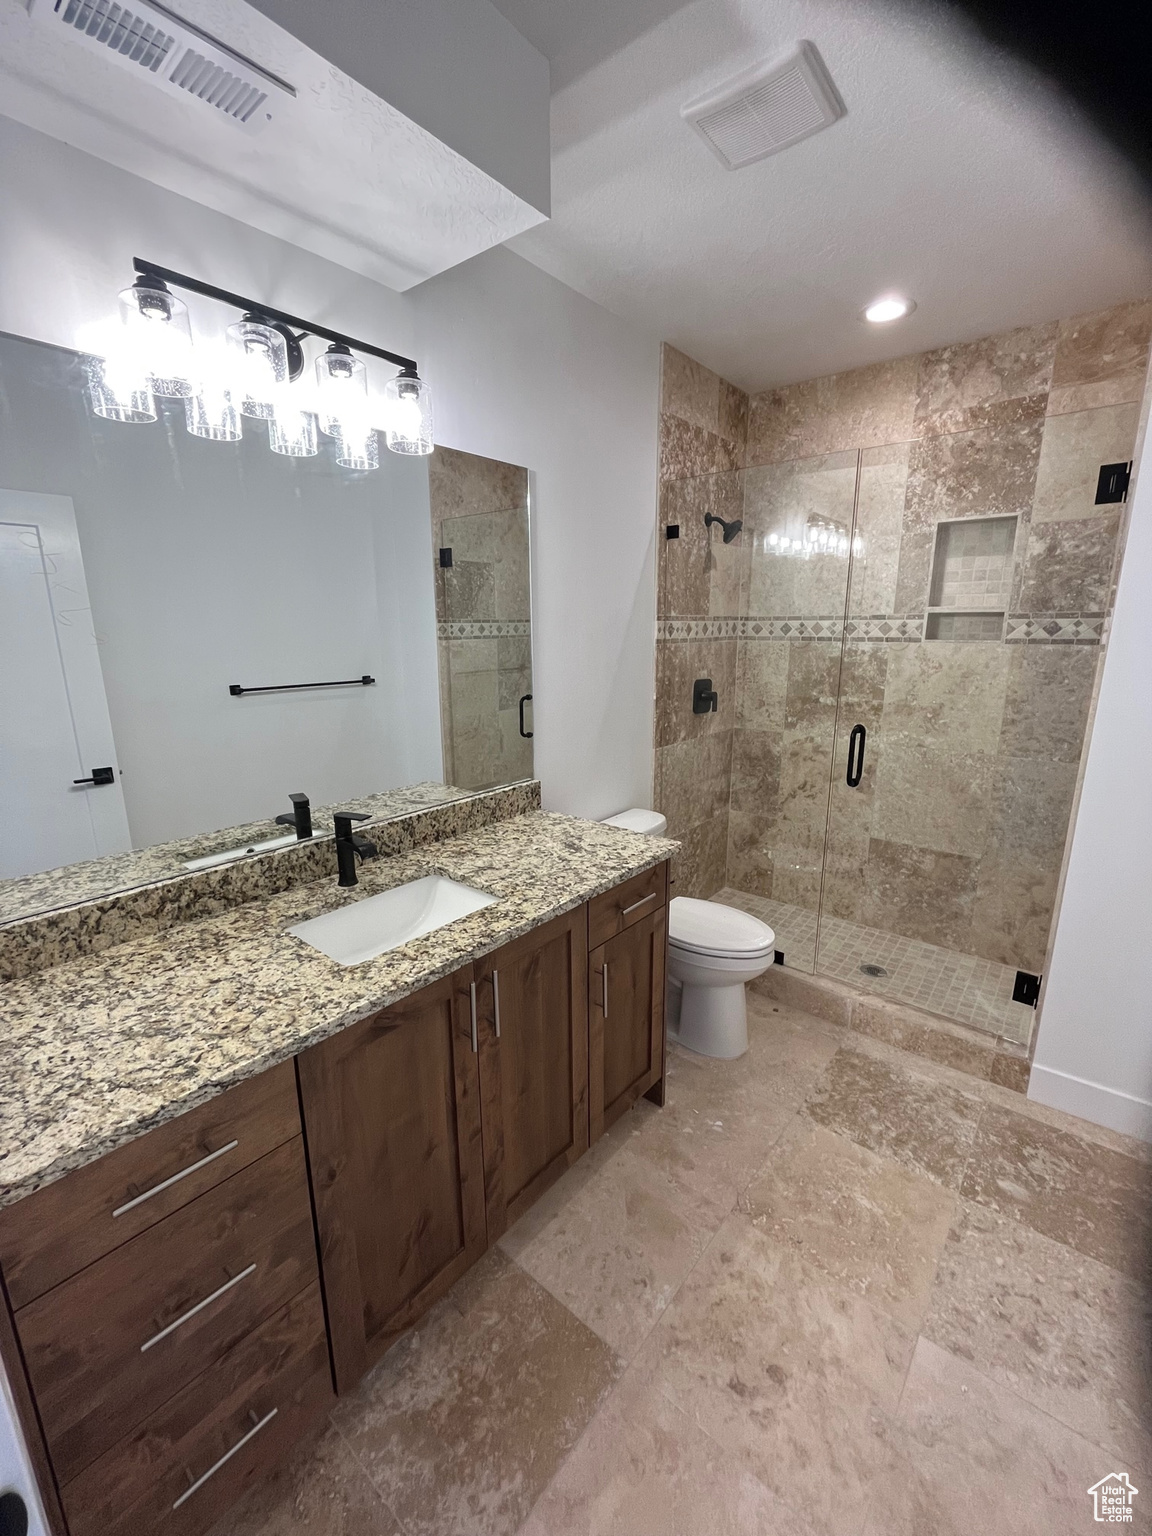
[668,897,775,958]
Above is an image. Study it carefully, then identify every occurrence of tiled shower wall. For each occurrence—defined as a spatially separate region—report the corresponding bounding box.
[655,302,1152,975]
[428,447,533,790]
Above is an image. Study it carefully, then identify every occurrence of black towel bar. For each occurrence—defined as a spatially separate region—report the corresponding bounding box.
[229,675,375,697]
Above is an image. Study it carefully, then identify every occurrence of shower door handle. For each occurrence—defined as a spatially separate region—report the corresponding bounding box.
[518,694,533,739]
[846,724,866,788]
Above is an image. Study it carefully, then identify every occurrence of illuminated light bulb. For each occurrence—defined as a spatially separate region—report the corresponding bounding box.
[316,344,368,438]
[227,318,288,419]
[268,393,318,457]
[119,279,194,398]
[383,370,434,455]
[863,295,916,324]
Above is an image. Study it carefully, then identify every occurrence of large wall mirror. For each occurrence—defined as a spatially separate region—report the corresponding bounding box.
[0,331,533,923]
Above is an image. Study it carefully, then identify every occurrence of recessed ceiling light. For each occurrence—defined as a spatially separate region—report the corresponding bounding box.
[863,296,916,324]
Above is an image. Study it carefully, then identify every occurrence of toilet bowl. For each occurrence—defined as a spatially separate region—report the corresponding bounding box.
[667,897,774,1059]
[599,809,775,1060]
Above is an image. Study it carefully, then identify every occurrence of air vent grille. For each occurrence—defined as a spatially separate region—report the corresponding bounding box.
[682,41,846,171]
[32,0,294,132]
[169,49,267,122]
[54,0,176,72]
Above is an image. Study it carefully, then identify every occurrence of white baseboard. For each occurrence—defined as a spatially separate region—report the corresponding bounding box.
[1028,1065,1152,1143]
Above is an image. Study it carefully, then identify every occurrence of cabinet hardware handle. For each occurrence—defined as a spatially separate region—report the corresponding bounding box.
[492,970,501,1039]
[140,1263,256,1353]
[112,1140,240,1218]
[602,962,609,1019]
[469,981,478,1053]
[171,1406,278,1510]
[621,892,657,918]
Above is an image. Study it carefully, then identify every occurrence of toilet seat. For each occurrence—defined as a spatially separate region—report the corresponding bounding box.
[668,897,775,960]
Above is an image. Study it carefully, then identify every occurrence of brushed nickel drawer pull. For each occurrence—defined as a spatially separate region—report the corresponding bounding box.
[621,892,657,918]
[492,970,502,1039]
[602,962,609,1019]
[469,981,478,1053]
[171,1406,278,1510]
[140,1263,256,1353]
[113,1140,240,1218]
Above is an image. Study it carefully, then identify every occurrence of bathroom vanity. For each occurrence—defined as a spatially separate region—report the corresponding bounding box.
[0,796,672,1536]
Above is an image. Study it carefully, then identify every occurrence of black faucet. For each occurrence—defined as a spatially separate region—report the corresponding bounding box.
[275,792,313,840]
[333,812,378,887]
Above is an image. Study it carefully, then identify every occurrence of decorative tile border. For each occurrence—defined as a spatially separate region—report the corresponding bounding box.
[658,612,1105,645]
[437,620,531,639]
[1004,612,1106,644]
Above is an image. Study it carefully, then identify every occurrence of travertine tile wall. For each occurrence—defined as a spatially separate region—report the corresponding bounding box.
[655,302,1152,972]
[654,347,748,895]
[428,447,533,791]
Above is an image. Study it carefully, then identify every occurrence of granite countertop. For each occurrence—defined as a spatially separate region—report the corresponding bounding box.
[0,812,677,1210]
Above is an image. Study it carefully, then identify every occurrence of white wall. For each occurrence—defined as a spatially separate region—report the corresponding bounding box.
[410,245,659,818]
[1030,387,1152,1139]
[0,117,661,827]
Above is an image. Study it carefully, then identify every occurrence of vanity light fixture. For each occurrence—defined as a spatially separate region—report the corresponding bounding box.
[863,295,915,324]
[81,259,435,465]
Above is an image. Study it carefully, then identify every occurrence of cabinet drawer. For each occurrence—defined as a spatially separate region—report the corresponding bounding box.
[0,1061,301,1309]
[588,862,667,949]
[18,1136,317,1486]
[61,1282,333,1536]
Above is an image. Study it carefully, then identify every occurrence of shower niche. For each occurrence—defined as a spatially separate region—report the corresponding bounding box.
[924,515,1017,642]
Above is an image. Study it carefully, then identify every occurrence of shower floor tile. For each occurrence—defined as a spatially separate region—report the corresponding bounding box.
[713,889,1035,1046]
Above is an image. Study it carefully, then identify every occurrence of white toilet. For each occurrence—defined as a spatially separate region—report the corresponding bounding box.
[600,809,776,1059]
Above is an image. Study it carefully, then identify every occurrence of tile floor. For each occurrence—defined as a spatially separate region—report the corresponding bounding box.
[212,995,1152,1536]
[717,887,1037,1045]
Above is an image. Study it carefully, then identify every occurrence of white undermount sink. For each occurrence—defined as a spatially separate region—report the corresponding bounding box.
[183,833,300,871]
[287,874,498,966]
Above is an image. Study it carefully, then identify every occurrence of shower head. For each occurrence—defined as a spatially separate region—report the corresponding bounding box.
[704,512,743,544]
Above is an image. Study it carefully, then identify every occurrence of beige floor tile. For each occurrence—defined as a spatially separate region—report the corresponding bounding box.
[862,1338,1145,1536]
[332,1250,621,1536]
[923,1199,1152,1467]
[518,1364,818,1536]
[961,1098,1152,1282]
[805,1045,984,1188]
[203,1423,401,1536]
[614,1062,798,1211]
[509,1144,728,1359]
[633,1211,916,1534]
[740,1117,957,1328]
[744,994,845,1100]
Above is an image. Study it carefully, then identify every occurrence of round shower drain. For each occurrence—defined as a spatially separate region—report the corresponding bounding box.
[860,963,889,978]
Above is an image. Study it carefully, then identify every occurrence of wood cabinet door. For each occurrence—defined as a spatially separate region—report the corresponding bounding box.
[589,903,667,1144]
[474,908,589,1243]
[296,968,486,1391]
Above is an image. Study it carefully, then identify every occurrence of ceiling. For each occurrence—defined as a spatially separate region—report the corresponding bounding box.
[0,0,545,291]
[493,0,1152,392]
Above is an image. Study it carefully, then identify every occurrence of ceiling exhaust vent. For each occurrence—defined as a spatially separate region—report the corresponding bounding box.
[28,0,296,131]
[682,41,845,170]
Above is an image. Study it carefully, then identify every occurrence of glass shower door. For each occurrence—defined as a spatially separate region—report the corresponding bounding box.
[815,441,1037,1043]
[726,449,858,974]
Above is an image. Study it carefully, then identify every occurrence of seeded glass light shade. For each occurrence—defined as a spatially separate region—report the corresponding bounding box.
[315,344,367,436]
[85,353,157,424]
[269,400,318,457]
[118,280,194,398]
[335,419,380,471]
[185,383,242,441]
[227,319,288,419]
[383,372,433,455]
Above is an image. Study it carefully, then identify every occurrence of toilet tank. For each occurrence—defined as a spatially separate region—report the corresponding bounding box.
[601,808,667,837]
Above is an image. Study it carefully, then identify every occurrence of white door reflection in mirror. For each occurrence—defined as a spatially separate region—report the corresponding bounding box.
[0,490,131,878]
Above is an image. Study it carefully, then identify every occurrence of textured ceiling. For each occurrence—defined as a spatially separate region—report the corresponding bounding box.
[0,0,546,291]
[497,0,1152,391]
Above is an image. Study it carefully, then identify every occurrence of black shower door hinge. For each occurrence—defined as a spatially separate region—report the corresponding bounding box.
[1095,461,1132,505]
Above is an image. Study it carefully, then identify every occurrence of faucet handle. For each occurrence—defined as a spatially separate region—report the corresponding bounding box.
[334,810,370,824]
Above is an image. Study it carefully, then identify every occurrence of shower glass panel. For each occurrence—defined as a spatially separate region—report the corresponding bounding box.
[726,449,858,973]
[815,442,1037,1043]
